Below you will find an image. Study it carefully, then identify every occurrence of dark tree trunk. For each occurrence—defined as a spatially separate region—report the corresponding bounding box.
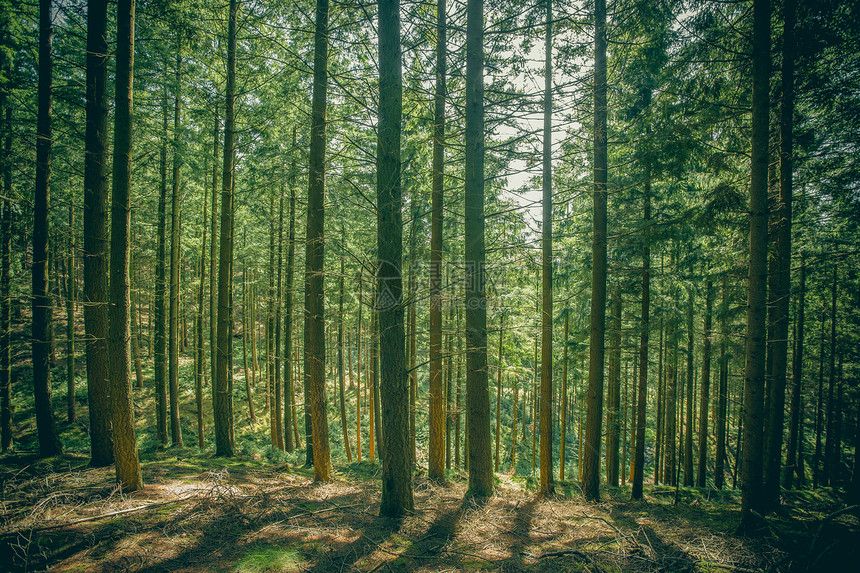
[715,273,729,489]
[428,0,447,483]
[632,179,650,500]
[560,312,569,481]
[697,278,713,487]
[684,288,694,486]
[109,0,142,490]
[304,0,332,480]
[274,193,284,449]
[785,253,805,489]
[539,0,554,497]
[606,286,621,487]
[823,266,838,486]
[582,0,608,502]
[155,93,169,446]
[338,256,351,461]
[66,205,75,422]
[284,177,296,452]
[739,0,771,532]
[33,0,62,457]
[168,50,183,447]
[464,0,492,499]
[214,0,238,457]
[762,0,795,507]
[1,95,12,453]
[196,187,207,448]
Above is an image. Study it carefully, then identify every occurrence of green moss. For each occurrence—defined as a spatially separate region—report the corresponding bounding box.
[234,542,303,573]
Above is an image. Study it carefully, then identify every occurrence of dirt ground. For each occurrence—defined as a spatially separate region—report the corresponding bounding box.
[0,453,854,572]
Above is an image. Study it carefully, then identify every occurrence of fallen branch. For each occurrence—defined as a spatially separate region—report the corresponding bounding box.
[2,492,199,536]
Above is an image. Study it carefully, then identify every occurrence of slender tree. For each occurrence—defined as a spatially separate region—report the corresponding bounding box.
[738,0,771,532]
[305,0,333,480]
[697,278,713,487]
[632,177,650,500]
[214,0,239,457]
[582,0,608,502]
[715,273,729,489]
[109,0,142,490]
[32,0,62,457]
[785,252,805,488]
[168,50,183,447]
[464,0,492,499]
[284,177,296,452]
[539,0,554,497]
[1,92,11,453]
[154,92,169,446]
[683,288,694,486]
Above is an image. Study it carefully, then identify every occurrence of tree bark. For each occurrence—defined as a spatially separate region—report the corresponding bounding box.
[168,50,183,447]
[284,175,296,452]
[338,256,351,461]
[463,0,491,497]
[715,273,729,489]
[560,312,569,481]
[155,92,169,446]
[196,186,207,448]
[684,288,694,486]
[33,0,62,457]
[697,278,712,487]
[304,0,332,479]
[66,205,75,422]
[606,286,621,487]
[214,0,238,457]
[738,0,770,532]
[632,180,650,499]
[785,251,805,488]
[582,0,608,502]
[109,0,142,490]
[1,94,12,453]
[539,0,554,497]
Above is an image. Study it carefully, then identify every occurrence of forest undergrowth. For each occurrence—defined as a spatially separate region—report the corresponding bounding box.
[1,451,856,572]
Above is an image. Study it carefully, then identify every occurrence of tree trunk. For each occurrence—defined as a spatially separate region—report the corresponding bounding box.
[284,178,296,452]
[632,179,650,499]
[606,286,621,487]
[377,0,411,511]
[495,313,504,472]
[739,0,771,531]
[66,204,75,422]
[823,266,838,486]
[304,0,332,480]
[560,312,569,481]
[109,0,142,490]
[355,272,362,460]
[209,107,219,411]
[785,252,805,489]
[214,0,238,457]
[715,274,729,489]
[582,0,608,502]
[154,93,169,447]
[338,256,351,461]
[684,288,694,486]
[196,186,207,448]
[33,0,62,457]
[813,300,825,488]
[428,0,447,483]
[539,0,554,497]
[274,192,285,449]
[697,278,712,487]
[0,99,11,453]
[168,50,183,448]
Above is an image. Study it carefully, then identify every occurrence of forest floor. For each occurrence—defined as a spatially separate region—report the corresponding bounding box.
[1,451,857,573]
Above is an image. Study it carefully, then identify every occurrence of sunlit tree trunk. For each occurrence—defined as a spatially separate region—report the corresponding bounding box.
[154,93,169,446]
[109,0,142,490]
[214,0,239,457]
[196,189,207,448]
[582,0,608,502]
[284,175,296,452]
[338,256,351,461]
[539,0,554,497]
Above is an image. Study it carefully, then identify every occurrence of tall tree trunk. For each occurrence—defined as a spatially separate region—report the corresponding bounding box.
[813,300,825,488]
[168,50,183,447]
[109,0,141,490]
[739,0,771,531]
[785,252,805,488]
[214,0,238,457]
[338,256,351,461]
[130,244,144,389]
[274,193,285,449]
[684,288,694,486]
[632,180,650,499]
[715,273,729,489]
[33,0,62,457]
[155,93,169,446]
[355,272,363,460]
[762,0,795,506]
[823,266,838,486]
[209,107,219,408]
[582,0,608,502]
[606,286,621,487]
[367,306,375,462]
[495,313,504,472]
[196,186,207,448]
[305,0,332,479]
[284,178,296,452]
[66,204,75,422]
[560,312,569,481]
[697,278,713,487]
[1,100,11,453]
[428,0,447,483]
[539,0,554,497]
